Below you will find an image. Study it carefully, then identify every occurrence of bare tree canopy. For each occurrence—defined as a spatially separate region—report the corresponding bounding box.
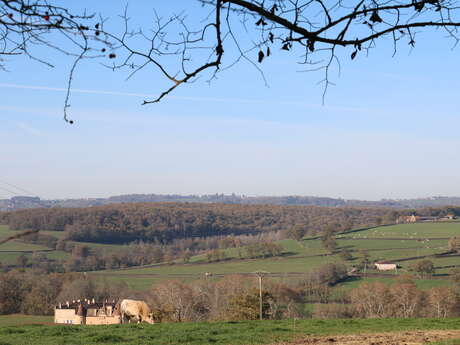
[1,0,459,121]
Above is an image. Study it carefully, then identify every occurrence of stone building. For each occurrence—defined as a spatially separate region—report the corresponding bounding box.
[54,300,121,325]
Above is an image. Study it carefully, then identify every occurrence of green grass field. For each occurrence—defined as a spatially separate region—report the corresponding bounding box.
[0,315,52,326]
[0,227,123,266]
[0,241,50,252]
[187,239,321,264]
[337,276,454,290]
[89,222,460,289]
[94,254,341,289]
[340,223,460,239]
[1,317,460,345]
[2,222,460,290]
[39,231,66,239]
[0,225,17,240]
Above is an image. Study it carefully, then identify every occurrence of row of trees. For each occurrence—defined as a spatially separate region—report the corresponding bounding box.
[3,232,287,273]
[65,237,285,271]
[151,275,460,322]
[0,271,131,315]
[0,270,300,320]
[315,280,460,319]
[149,276,302,322]
[2,264,460,321]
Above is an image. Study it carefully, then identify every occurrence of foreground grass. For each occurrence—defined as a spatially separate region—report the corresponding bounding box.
[2,318,460,345]
[0,315,52,326]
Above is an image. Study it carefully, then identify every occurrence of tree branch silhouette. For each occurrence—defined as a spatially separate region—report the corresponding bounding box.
[2,0,460,114]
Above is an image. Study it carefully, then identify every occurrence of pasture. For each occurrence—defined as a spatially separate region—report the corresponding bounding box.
[339,223,460,239]
[1,222,460,290]
[0,226,67,265]
[0,315,52,326]
[94,254,341,290]
[0,225,17,240]
[91,222,460,289]
[2,317,460,345]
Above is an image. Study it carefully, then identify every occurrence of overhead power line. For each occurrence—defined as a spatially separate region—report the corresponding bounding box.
[0,185,20,196]
[0,179,36,196]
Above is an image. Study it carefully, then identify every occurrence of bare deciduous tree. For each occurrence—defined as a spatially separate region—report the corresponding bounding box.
[0,0,106,123]
[350,281,393,318]
[426,286,459,317]
[390,281,423,318]
[2,0,460,120]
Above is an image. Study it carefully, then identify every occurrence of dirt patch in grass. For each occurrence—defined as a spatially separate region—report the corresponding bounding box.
[276,330,460,345]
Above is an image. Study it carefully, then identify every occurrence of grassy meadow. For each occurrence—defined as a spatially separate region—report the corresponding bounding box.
[1,222,460,290]
[0,315,52,326]
[2,318,460,345]
[339,222,460,239]
[91,222,460,289]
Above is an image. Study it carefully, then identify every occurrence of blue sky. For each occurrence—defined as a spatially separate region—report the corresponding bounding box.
[1,1,459,200]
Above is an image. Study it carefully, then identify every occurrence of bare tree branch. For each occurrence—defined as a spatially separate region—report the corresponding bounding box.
[2,0,460,112]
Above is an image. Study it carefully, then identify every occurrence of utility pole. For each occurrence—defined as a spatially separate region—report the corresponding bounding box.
[253,271,269,321]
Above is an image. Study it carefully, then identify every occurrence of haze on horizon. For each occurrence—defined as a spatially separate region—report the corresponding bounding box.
[1,1,459,202]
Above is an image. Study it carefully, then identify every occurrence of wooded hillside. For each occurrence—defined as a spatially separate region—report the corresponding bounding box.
[0,203,401,244]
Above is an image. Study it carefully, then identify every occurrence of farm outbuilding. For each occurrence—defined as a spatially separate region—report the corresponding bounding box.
[397,215,419,223]
[397,214,455,223]
[444,213,456,220]
[54,300,121,325]
[374,262,397,271]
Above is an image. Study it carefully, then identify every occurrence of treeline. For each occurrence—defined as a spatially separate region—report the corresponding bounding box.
[62,237,285,272]
[2,203,459,246]
[0,269,301,321]
[0,263,345,321]
[2,264,460,322]
[0,271,132,315]
[314,279,460,319]
[145,272,460,322]
[0,203,397,244]
[7,232,286,273]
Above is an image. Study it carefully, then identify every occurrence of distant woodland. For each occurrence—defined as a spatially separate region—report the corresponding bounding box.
[1,202,459,245]
[4,194,460,212]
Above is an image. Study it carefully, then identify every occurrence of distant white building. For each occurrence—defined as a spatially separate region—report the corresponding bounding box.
[375,262,397,271]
